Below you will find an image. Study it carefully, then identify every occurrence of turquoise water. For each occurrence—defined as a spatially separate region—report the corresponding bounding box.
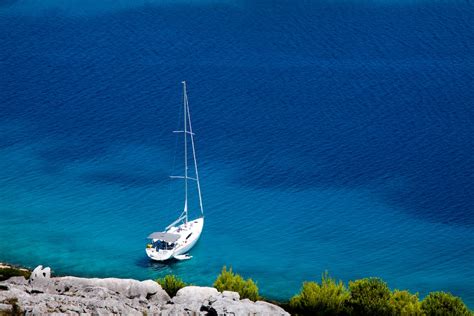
[0,0,473,305]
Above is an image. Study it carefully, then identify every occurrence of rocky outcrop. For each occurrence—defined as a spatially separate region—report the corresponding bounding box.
[0,265,289,315]
[1,265,170,315]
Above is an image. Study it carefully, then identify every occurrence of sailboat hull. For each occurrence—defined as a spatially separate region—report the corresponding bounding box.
[173,219,203,256]
[146,217,204,261]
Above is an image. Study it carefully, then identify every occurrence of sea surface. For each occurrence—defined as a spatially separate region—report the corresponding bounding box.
[1,0,473,306]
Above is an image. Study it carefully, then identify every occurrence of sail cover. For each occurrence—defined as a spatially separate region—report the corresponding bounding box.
[147,232,180,242]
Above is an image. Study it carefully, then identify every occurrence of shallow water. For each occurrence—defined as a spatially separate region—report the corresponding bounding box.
[0,0,473,306]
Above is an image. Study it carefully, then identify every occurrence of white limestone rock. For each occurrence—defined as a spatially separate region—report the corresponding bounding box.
[208,297,289,315]
[1,265,289,315]
[168,286,289,316]
[222,290,240,301]
[255,300,290,315]
[28,265,51,292]
[175,286,220,302]
[49,275,170,303]
[167,286,219,313]
[0,303,13,313]
[5,276,27,286]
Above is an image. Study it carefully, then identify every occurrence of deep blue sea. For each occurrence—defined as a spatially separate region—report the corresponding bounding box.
[1,0,473,306]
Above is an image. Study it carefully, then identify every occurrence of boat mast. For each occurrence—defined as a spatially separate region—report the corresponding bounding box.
[185,86,204,217]
[168,81,203,229]
[183,81,189,224]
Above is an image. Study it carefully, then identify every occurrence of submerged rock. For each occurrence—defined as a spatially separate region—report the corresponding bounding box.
[0,265,289,315]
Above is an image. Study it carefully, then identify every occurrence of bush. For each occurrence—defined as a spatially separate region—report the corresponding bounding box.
[289,272,350,315]
[389,290,423,315]
[0,267,31,281]
[348,277,393,315]
[213,266,259,301]
[156,275,187,297]
[421,291,472,316]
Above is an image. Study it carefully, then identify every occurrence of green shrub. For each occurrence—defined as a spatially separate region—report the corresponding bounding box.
[0,267,31,281]
[156,275,187,297]
[213,266,259,301]
[421,291,472,316]
[389,290,423,315]
[289,272,350,315]
[348,277,394,315]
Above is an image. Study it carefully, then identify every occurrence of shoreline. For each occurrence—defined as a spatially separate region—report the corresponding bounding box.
[0,264,289,315]
[0,262,30,269]
[0,262,31,281]
[0,263,29,272]
[0,261,290,304]
[2,261,472,315]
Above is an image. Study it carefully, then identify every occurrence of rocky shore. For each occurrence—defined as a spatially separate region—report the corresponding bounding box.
[0,265,289,315]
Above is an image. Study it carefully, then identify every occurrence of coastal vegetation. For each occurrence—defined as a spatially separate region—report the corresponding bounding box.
[156,274,187,297]
[0,265,30,282]
[389,290,423,315]
[288,273,472,315]
[213,266,260,301]
[1,263,472,315]
[421,292,472,316]
[289,271,350,315]
[347,277,393,315]
[154,267,472,315]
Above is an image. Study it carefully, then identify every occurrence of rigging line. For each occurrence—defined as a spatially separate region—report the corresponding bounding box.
[183,81,189,224]
[185,88,204,216]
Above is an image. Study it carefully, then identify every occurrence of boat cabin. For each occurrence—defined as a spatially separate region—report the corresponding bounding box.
[151,240,175,250]
[147,232,180,251]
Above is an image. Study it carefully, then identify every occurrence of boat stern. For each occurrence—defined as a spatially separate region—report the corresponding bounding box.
[145,247,173,261]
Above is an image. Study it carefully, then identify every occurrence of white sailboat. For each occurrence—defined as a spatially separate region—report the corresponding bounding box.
[146,81,204,261]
